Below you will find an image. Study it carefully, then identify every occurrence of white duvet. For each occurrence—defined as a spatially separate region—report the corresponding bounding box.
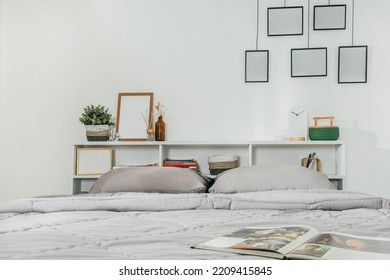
[0,190,389,259]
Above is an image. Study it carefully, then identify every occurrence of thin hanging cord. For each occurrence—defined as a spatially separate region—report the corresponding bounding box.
[308,0,310,48]
[284,0,286,7]
[328,0,330,5]
[256,0,259,50]
[352,0,355,45]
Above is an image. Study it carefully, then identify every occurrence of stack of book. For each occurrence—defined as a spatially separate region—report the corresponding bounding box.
[163,158,198,170]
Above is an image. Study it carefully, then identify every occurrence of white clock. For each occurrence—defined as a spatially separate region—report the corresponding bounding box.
[287,106,308,141]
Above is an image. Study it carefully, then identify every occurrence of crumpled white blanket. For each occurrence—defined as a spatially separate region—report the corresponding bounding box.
[0,189,388,213]
[0,190,389,259]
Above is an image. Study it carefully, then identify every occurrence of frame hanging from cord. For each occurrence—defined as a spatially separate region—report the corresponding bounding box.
[291,0,327,77]
[338,0,368,83]
[313,0,347,31]
[245,0,269,83]
[267,0,303,36]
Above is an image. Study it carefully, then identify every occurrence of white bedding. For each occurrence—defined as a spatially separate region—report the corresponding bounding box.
[1,190,390,259]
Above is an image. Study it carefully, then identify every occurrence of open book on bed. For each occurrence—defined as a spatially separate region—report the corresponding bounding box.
[193,225,390,260]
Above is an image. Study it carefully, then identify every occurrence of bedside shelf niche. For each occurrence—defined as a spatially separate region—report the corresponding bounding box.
[72,141,345,194]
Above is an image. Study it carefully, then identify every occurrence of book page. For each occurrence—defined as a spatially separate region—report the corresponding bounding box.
[229,226,319,255]
[288,232,390,260]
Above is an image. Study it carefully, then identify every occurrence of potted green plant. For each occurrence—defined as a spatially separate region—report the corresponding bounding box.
[79,105,115,141]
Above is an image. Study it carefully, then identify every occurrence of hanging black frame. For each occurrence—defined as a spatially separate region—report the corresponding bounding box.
[338,45,368,83]
[313,4,347,31]
[291,48,328,77]
[245,50,269,83]
[267,6,304,36]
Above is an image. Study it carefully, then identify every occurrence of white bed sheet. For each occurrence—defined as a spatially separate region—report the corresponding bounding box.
[0,190,389,259]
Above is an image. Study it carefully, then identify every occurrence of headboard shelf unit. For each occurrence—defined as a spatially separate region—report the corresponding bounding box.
[72,140,345,194]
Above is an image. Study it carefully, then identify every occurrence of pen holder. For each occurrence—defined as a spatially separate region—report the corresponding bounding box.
[300,158,322,172]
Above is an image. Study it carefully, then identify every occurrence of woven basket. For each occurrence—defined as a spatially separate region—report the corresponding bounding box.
[309,116,339,141]
[208,155,239,175]
[209,160,239,169]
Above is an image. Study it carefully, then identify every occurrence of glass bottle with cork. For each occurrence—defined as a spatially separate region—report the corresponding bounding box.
[154,102,165,141]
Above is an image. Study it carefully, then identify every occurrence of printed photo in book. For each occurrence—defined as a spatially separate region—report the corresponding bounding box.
[193,225,390,260]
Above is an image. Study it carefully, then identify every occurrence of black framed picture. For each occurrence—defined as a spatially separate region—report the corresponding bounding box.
[267,6,304,36]
[338,46,368,83]
[313,5,347,30]
[291,48,327,77]
[245,50,269,83]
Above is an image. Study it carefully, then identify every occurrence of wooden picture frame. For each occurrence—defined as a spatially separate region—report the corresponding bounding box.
[267,6,304,36]
[76,148,112,175]
[116,92,154,141]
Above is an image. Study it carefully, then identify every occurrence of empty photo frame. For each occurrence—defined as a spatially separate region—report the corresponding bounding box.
[268,6,303,36]
[291,48,327,77]
[338,46,368,83]
[116,92,154,141]
[314,5,347,30]
[76,148,112,175]
[245,50,269,83]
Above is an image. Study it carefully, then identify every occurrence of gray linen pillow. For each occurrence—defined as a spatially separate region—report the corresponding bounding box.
[90,167,207,193]
[208,165,336,193]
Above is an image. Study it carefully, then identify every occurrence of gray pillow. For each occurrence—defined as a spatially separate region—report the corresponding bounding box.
[208,165,336,193]
[90,167,208,194]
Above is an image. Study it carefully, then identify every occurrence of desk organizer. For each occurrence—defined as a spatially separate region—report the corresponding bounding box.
[300,157,322,172]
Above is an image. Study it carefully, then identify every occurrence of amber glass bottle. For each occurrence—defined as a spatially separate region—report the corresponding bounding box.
[155,116,165,141]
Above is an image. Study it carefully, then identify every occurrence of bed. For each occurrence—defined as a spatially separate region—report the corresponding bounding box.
[1,165,389,260]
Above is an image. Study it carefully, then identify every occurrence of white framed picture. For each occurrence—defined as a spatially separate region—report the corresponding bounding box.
[76,148,112,175]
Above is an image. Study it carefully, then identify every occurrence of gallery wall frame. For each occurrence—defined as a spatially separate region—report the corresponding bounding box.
[76,148,112,175]
[245,50,269,83]
[267,6,304,36]
[313,5,347,30]
[116,92,154,141]
[338,45,368,83]
[291,48,328,77]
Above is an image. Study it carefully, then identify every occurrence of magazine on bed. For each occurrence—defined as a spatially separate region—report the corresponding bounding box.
[193,225,390,260]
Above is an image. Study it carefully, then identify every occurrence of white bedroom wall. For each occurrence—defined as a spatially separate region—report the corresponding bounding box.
[0,0,2,141]
[0,0,390,202]
[0,0,2,132]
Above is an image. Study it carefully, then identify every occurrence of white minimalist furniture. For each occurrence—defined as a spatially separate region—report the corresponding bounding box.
[72,140,345,194]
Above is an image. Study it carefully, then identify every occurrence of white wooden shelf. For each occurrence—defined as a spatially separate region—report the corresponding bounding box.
[72,140,345,194]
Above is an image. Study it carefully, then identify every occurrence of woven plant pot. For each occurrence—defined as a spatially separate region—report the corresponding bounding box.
[85,125,111,141]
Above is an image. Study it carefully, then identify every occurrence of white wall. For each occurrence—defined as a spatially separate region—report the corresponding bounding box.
[1,0,390,201]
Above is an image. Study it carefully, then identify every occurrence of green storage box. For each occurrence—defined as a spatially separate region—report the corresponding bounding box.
[309,116,339,141]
